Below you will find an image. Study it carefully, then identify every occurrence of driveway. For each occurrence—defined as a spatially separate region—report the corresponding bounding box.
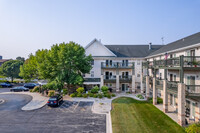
[0,94,106,133]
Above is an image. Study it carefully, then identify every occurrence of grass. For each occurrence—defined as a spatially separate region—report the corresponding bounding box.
[111,97,185,133]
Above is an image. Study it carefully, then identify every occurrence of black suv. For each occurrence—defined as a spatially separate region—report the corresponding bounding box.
[24,83,37,89]
[47,95,63,107]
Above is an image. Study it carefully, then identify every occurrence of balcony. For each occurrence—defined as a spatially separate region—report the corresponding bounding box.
[167,81,178,94]
[143,56,200,70]
[104,75,116,83]
[119,75,132,83]
[186,85,200,97]
[101,62,134,69]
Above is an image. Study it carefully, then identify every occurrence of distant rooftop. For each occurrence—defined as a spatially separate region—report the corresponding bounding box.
[105,45,163,58]
[148,32,200,57]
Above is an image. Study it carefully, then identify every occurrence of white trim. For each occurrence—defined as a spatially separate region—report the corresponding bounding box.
[146,43,200,58]
[85,38,117,57]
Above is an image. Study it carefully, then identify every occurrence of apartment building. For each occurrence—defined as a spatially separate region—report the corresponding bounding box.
[84,39,162,92]
[142,32,200,126]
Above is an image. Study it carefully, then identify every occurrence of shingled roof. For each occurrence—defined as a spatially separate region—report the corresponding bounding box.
[148,32,200,57]
[105,45,163,58]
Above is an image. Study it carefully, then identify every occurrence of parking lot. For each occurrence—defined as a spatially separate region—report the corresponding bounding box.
[0,93,106,133]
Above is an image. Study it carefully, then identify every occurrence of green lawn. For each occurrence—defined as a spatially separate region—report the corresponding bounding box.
[111,97,185,133]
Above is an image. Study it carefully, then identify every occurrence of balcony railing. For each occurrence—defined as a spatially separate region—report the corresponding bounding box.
[167,81,178,92]
[101,62,134,69]
[119,75,132,81]
[183,56,200,67]
[143,56,200,69]
[104,75,116,80]
[186,85,200,95]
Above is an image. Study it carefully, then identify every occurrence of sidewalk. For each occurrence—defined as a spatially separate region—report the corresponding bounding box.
[0,92,48,111]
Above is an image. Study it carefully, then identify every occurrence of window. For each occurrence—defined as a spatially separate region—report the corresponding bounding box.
[174,75,176,81]
[91,59,94,65]
[137,74,140,77]
[137,61,140,65]
[160,73,162,80]
[83,74,85,77]
[91,71,94,77]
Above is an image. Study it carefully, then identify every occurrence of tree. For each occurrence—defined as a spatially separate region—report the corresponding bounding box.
[19,54,38,82]
[20,42,93,93]
[16,56,25,62]
[0,60,23,82]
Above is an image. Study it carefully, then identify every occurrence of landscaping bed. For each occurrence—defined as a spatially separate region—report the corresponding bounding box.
[111,97,185,133]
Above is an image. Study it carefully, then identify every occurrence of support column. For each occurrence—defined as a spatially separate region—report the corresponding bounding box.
[132,75,136,93]
[100,75,104,88]
[140,75,144,93]
[153,77,157,105]
[178,83,186,126]
[195,103,200,122]
[116,75,120,92]
[163,80,168,113]
[146,76,150,98]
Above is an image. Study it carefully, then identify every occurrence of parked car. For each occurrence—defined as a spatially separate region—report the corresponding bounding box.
[10,86,29,92]
[24,83,38,89]
[47,95,63,107]
[0,82,13,88]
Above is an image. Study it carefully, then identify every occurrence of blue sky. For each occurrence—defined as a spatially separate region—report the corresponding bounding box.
[0,0,200,59]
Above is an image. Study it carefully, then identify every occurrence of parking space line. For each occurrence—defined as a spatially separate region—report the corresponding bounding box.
[73,101,80,112]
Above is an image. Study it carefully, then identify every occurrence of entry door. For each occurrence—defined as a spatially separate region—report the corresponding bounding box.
[122,84,125,91]
[122,84,128,92]
[170,74,173,81]
[105,72,109,79]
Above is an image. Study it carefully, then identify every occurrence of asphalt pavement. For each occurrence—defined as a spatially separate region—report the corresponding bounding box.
[0,93,106,133]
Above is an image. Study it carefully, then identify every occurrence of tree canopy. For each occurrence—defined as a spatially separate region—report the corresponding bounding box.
[20,42,92,92]
[0,60,23,82]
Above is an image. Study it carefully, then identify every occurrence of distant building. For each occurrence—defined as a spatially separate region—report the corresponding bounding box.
[0,56,10,66]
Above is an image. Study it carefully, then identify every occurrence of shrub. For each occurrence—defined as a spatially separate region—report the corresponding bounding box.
[70,93,76,97]
[106,93,111,99]
[104,92,109,97]
[48,90,55,97]
[32,86,40,92]
[91,86,99,93]
[77,93,82,97]
[46,81,57,90]
[136,94,144,99]
[93,94,98,98]
[157,97,163,104]
[98,93,103,99]
[76,87,84,94]
[101,86,108,92]
[185,123,200,133]
[62,89,68,95]
[29,89,33,92]
[148,97,163,104]
[88,93,94,97]
[111,93,116,97]
[83,94,88,98]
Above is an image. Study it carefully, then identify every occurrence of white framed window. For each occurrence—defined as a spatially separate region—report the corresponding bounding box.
[91,71,94,77]
[137,60,140,65]
[137,73,140,77]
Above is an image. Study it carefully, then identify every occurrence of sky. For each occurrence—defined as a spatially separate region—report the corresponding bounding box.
[0,0,200,59]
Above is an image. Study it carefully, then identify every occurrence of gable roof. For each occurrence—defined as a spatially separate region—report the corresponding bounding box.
[85,38,116,57]
[105,45,163,58]
[148,32,200,57]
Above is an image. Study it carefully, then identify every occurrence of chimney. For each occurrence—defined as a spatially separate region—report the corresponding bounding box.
[149,43,152,50]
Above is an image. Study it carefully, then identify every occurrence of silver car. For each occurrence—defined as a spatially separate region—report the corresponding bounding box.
[10,86,29,92]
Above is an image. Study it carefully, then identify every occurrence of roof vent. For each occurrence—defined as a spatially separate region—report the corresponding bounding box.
[149,43,152,50]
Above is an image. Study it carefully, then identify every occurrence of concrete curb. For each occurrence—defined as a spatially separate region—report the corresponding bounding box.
[0,92,48,111]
